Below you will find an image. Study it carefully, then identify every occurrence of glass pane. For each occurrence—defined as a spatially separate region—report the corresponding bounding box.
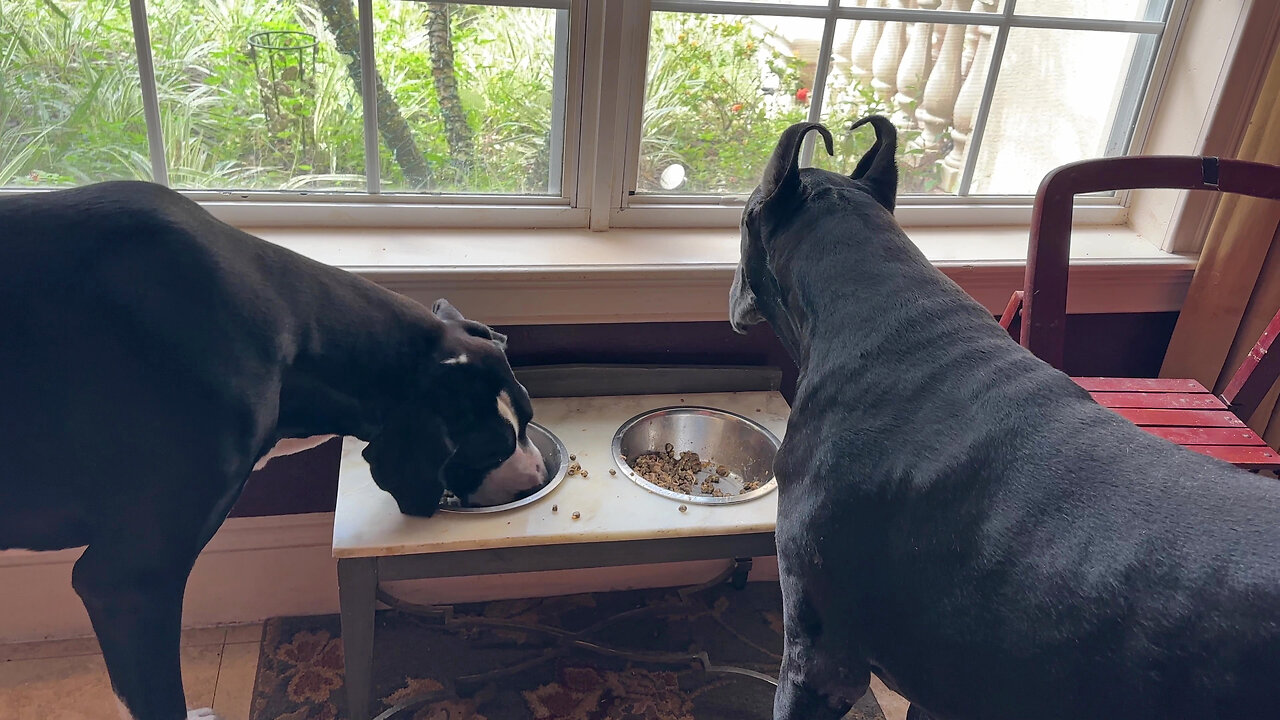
[969,28,1157,195]
[148,0,366,191]
[1015,0,1171,22]
[0,0,150,188]
[814,18,995,195]
[842,0,1006,12]
[637,12,824,195]
[374,1,564,194]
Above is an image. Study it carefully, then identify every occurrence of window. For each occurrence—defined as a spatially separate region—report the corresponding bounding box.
[0,0,1188,228]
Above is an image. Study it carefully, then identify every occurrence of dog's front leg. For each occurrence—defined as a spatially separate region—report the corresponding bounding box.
[73,542,216,720]
[774,665,854,720]
[773,580,869,720]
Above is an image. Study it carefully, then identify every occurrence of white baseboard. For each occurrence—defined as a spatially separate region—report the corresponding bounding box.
[0,513,778,644]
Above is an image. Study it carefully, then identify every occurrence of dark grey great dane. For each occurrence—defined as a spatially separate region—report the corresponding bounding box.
[0,181,546,719]
[731,117,1280,720]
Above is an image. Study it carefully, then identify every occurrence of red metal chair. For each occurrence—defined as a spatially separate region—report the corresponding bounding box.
[1000,155,1280,471]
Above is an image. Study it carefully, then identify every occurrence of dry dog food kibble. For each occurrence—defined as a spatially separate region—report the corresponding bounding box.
[627,446,759,497]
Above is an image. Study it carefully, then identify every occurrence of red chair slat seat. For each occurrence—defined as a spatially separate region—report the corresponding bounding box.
[1000,156,1280,472]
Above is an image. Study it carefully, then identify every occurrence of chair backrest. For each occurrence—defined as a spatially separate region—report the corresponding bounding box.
[1025,156,1280,354]
[1218,310,1280,420]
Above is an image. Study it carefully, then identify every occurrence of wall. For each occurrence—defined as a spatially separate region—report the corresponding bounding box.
[0,313,1177,642]
[232,312,1179,517]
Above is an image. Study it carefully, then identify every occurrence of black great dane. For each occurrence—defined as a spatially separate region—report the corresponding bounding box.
[0,181,546,719]
[731,118,1280,720]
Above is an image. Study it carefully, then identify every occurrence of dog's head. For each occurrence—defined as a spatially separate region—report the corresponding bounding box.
[730,115,898,341]
[362,299,546,516]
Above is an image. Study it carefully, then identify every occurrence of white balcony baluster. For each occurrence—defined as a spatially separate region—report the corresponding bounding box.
[871,1,910,103]
[916,0,971,153]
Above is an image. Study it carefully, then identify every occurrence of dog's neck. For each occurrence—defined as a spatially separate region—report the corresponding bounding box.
[272,268,442,442]
[770,214,1009,393]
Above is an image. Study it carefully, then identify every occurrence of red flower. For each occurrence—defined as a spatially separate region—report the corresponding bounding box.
[795,87,810,103]
[731,103,743,113]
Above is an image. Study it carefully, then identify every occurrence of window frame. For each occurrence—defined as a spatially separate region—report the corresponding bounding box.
[0,0,1208,233]
[82,0,592,228]
[604,0,1191,229]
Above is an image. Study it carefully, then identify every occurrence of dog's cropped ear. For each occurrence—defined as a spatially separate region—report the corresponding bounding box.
[432,298,507,350]
[432,298,466,322]
[757,121,835,212]
[849,115,898,212]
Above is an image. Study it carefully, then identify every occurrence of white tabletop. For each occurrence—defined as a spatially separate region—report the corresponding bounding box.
[333,391,791,558]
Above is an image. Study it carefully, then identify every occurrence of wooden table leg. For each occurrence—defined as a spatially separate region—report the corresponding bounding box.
[338,558,378,720]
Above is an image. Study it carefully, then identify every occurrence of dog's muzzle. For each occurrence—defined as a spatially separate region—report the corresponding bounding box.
[729,264,765,333]
[466,437,546,506]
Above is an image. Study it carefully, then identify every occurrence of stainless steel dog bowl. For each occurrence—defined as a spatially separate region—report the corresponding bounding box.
[439,422,568,513]
[612,407,779,505]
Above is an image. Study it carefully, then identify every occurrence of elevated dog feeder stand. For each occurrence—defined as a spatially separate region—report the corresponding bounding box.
[1000,155,1280,472]
[333,380,790,720]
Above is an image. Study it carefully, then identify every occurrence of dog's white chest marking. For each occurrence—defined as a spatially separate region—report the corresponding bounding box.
[253,434,337,471]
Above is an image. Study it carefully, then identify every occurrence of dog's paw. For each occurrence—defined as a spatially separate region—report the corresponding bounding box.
[187,709,222,720]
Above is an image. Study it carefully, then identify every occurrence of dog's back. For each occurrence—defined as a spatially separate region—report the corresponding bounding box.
[732,120,1280,720]
[783,188,1280,720]
[0,182,329,550]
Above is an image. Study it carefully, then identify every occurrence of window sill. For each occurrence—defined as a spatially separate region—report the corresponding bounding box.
[247,224,1197,326]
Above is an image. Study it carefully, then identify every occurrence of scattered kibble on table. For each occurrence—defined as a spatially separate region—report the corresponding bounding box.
[679,505,687,512]
[571,511,581,520]
[552,505,558,512]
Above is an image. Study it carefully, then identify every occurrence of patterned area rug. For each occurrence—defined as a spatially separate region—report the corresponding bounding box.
[250,583,885,720]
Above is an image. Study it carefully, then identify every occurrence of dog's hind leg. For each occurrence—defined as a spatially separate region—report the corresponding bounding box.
[73,538,213,720]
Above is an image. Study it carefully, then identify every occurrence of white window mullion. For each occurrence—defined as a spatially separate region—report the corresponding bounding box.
[128,0,168,186]
[798,0,842,168]
[580,0,635,230]
[957,0,1016,197]
[559,0,589,207]
[614,0,653,209]
[548,7,571,195]
[357,0,382,194]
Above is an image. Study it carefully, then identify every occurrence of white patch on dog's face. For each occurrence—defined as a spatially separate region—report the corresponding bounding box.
[463,390,546,506]
[441,353,469,365]
[497,390,518,433]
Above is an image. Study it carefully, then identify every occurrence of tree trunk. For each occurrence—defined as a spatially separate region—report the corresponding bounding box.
[427,3,473,167]
[312,0,432,188]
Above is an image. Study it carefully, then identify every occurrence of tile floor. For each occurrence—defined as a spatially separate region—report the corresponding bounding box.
[0,624,911,720]
[0,625,262,720]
